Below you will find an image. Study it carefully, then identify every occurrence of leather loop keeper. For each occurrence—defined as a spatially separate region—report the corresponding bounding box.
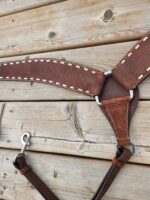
[20,165,31,175]
[112,158,125,168]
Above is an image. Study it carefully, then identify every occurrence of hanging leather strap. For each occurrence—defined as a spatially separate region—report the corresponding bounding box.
[112,31,150,90]
[91,147,131,200]
[13,148,131,200]
[0,58,105,97]
[13,153,59,200]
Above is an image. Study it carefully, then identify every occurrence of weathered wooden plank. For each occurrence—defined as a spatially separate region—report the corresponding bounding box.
[0,0,150,57]
[0,0,65,16]
[0,101,149,164]
[0,149,150,200]
[0,41,149,100]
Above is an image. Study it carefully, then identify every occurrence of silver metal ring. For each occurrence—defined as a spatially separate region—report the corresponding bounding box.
[95,89,134,105]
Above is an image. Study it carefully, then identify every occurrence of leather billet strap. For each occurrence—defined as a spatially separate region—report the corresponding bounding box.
[13,153,59,200]
[91,147,131,200]
[112,31,150,90]
[0,58,105,97]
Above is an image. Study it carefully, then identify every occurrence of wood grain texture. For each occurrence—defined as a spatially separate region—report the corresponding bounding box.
[0,149,150,200]
[0,41,149,100]
[0,0,150,57]
[0,101,149,164]
[0,0,65,16]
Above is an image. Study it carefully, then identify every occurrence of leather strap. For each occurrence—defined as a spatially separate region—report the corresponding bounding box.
[112,31,150,90]
[13,153,59,200]
[0,58,105,97]
[91,147,131,200]
[13,148,131,200]
[101,96,131,146]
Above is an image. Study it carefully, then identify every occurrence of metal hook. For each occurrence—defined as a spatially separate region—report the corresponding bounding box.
[20,132,31,154]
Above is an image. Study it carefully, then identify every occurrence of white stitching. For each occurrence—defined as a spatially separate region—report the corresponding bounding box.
[143,36,149,42]
[0,58,99,95]
[128,52,132,57]
[138,74,144,80]
[135,45,140,50]
[121,60,125,64]
[146,67,150,71]
[76,65,80,69]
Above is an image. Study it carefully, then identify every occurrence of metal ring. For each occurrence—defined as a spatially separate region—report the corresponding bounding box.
[117,143,135,156]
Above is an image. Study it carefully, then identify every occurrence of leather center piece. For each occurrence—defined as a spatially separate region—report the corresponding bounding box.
[99,76,139,146]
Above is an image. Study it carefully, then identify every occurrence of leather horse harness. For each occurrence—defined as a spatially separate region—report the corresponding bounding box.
[0,32,149,199]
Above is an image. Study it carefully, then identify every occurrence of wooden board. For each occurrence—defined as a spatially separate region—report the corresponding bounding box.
[0,101,149,165]
[0,149,150,200]
[0,0,150,57]
[0,0,65,16]
[0,41,149,100]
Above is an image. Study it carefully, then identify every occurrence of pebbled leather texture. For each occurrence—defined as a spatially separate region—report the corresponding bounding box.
[112,31,150,90]
[101,96,131,146]
[99,76,139,146]
[0,58,105,97]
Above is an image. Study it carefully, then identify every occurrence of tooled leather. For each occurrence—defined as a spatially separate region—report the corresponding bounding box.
[112,31,150,90]
[0,58,105,97]
[101,97,131,146]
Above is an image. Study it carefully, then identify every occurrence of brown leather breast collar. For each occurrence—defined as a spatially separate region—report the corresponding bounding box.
[0,31,149,200]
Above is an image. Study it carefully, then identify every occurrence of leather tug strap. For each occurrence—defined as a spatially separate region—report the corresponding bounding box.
[112,31,150,90]
[0,58,105,97]
[13,153,59,200]
[91,147,132,200]
[1,31,150,200]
